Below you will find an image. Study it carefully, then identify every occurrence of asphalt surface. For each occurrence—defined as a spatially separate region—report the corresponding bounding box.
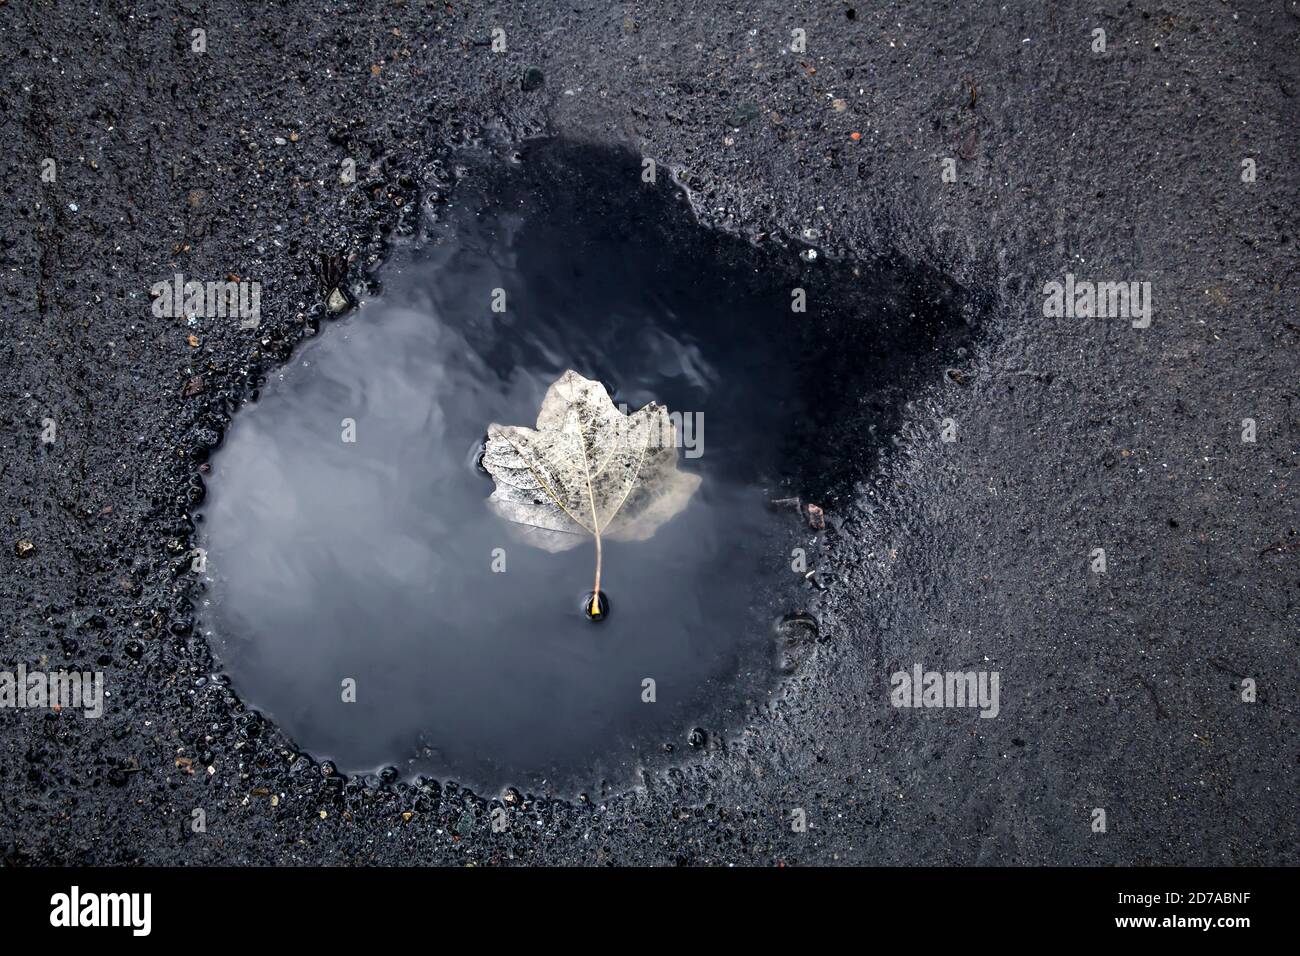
[1,1,1296,865]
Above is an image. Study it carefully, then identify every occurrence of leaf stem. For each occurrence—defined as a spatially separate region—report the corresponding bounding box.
[591,531,603,616]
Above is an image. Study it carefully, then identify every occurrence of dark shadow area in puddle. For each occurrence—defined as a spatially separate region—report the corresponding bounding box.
[198,138,976,794]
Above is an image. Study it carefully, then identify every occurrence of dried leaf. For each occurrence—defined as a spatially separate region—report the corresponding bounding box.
[481,370,701,618]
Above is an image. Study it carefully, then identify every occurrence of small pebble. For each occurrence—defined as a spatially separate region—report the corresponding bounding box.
[521,67,545,92]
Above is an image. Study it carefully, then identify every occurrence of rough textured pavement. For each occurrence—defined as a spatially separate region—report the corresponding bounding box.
[1,1,1295,865]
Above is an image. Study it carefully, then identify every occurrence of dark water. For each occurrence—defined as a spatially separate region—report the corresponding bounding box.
[199,139,973,793]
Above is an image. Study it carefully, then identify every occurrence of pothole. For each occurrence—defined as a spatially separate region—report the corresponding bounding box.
[197,138,976,794]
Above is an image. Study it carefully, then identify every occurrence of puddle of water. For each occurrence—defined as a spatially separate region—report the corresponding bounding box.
[198,139,973,794]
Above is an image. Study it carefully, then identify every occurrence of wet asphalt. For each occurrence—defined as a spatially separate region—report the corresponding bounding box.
[0,1,1296,864]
